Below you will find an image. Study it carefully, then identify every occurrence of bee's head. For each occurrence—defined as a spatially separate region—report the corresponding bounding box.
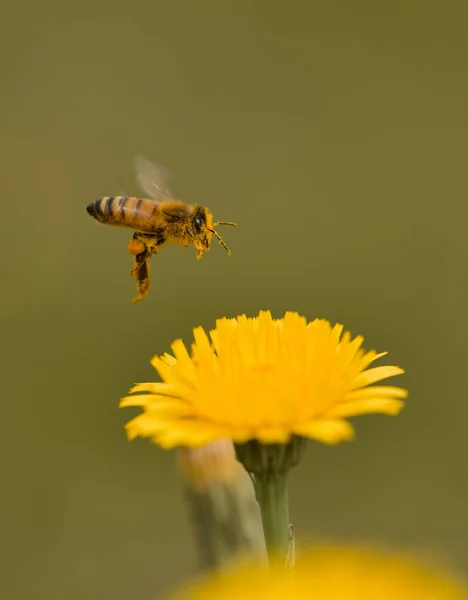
[190,206,213,252]
[189,205,236,258]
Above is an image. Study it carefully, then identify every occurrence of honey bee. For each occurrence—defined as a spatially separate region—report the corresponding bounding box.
[87,156,236,302]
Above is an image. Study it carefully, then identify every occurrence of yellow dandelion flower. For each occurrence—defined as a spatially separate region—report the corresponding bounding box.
[121,311,407,449]
[122,311,408,561]
[170,544,467,600]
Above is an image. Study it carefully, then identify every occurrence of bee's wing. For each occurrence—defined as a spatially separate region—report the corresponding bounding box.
[134,155,174,202]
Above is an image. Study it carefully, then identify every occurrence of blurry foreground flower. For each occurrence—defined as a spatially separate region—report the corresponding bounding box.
[170,544,467,600]
[178,439,238,494]
[121,310,407,448]
[121,310,407,560]
[178,440,266,571]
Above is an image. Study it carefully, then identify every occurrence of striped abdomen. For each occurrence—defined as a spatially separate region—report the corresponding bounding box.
[86,196,159,231]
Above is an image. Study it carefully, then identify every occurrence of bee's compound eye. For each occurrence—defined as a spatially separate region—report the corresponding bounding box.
[193,215,203,232]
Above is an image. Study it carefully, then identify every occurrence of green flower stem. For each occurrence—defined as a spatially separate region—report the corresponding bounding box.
[254,472,290,562]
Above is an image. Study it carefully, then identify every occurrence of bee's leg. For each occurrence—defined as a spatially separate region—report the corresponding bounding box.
[128,231,166,302]
[128,233,152,302]
[128,232,163,274]
[131,253,151,303]
[147,233,166,255]
[186,229,204,259]
[128,234,149,275]
[130,231,166,258]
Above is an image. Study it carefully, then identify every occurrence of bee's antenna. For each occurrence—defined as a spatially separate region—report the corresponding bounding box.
[209,228,232,255]
[213,221,237,227]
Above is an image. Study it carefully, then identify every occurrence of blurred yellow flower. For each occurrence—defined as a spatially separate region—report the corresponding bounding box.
[178,439,267,568]
[177,439,239,493]
[170,545,467,600]
[121,311,407,449]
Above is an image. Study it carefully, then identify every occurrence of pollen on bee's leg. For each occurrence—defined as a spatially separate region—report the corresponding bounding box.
[128,238,146,255]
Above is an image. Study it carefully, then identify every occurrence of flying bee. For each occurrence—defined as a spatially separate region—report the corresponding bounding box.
[86,156,236,302]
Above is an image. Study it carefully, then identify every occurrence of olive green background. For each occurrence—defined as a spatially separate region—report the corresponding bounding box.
[2,1,468,598]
